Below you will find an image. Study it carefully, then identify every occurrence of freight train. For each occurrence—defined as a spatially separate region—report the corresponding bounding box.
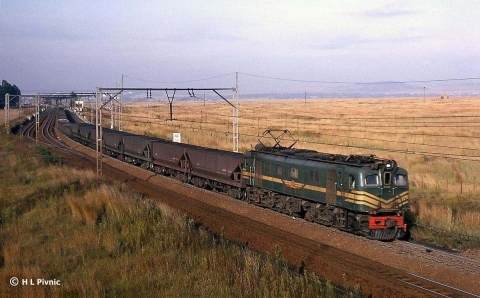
[57,109,409,241]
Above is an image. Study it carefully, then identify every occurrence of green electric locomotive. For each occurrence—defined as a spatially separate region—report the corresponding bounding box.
[242,132,409,241]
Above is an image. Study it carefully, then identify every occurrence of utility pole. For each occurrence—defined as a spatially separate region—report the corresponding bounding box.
[5,93,9,132]
[120,74,124,131]
[95,88,103,177]
[233,72,239,153]
[35,93,39,144]
[110,97,114,129]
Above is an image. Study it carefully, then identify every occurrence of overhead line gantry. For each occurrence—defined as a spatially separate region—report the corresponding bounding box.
[95,85,238,177]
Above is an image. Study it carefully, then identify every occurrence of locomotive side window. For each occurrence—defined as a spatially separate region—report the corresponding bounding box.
[395,174,408,186]
[365,174,380,186]
[276,165,283,176]
[348,175,355,189]
[264,162,271,173]
[309,170,320,183]
[290,167,298,179]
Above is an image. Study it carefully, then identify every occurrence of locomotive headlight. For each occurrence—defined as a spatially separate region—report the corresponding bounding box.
[385,160,394,170]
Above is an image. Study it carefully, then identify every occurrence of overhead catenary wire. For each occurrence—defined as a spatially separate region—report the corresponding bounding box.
[239,72,480,85]
[119,72,480,87]
[119,112,480,140]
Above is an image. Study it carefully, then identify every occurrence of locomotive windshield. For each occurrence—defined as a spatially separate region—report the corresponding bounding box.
[365,173,408,187]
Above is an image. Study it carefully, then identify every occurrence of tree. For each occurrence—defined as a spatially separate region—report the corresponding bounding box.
[0,80,22,109]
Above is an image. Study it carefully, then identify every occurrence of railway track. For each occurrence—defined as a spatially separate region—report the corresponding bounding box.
[389,240,480,276]
[313,218,480,277]
[22,108,480,297]
[21,108,91,159]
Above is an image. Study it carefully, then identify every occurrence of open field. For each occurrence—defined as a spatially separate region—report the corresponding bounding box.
[80,96,480,248]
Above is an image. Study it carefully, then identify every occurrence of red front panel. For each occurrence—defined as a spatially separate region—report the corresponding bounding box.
[369,215,407,232]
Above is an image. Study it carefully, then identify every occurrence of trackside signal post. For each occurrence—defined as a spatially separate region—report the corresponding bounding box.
[95,86,238,177]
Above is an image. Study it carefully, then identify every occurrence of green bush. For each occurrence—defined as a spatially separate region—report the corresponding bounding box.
[34,145,61,165]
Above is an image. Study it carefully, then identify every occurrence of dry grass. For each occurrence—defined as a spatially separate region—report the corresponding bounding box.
[417,200,453,230]
[67,184,134,225]
[88,96,480,248]
[0,130,353,297]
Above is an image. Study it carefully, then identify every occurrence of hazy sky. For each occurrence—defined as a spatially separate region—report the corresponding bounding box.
[1,0,479,94]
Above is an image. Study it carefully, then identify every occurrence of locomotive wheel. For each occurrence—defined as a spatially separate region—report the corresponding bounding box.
[192,177,205,188]
[304,207,317,222]
[182,174,190,183]
[333,210,346,228]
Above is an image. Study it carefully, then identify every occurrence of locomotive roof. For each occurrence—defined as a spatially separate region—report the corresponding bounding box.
[253,145,395,169]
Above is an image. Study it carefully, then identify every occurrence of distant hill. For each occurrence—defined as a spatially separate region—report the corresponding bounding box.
[240,80,480,99]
